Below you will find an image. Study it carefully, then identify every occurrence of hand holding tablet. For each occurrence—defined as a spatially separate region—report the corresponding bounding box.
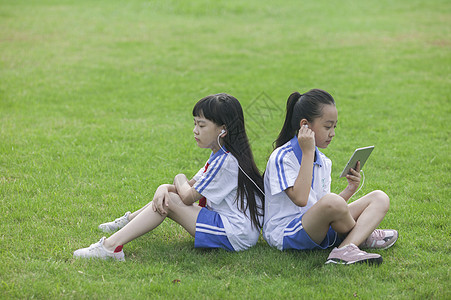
[340,146,374,178]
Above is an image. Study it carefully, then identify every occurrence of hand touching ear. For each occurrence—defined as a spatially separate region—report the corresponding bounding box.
[297,124,315,154]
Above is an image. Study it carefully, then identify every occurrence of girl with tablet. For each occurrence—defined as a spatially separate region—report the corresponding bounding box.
[263,89,397,265]
[74,93,264,260]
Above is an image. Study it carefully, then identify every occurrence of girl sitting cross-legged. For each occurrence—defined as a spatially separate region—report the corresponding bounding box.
[263,89,398,265]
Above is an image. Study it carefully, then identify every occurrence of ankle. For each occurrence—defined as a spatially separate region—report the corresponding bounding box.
[103,238,118,252]
[127,211,136,221]
[337,243,355,249]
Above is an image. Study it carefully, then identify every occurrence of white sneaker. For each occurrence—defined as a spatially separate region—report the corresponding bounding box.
[98,211,130,233]
[73,237,125,261]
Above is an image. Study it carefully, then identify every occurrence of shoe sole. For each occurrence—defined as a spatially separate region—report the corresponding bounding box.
[325,256,383,265]
[73,253,125,262]
[378,240,397,250]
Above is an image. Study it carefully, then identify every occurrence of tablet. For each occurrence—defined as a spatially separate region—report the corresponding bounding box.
[339,146,374,178]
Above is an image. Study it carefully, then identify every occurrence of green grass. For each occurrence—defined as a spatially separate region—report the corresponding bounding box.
[1,0,450,298]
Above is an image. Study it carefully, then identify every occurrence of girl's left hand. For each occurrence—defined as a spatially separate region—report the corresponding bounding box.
[346,161,361,193]
[152,185,170,215]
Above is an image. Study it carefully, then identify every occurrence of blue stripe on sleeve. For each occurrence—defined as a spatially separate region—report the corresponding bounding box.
[275,145,292,191]
[196,153,228,194]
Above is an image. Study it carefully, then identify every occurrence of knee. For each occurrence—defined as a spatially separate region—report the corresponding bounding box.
[166,192,184,212]
[319,193,348,215]
[371,190,390,213]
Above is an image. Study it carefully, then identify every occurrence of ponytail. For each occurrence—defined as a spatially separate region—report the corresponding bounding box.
[273,92,302,148]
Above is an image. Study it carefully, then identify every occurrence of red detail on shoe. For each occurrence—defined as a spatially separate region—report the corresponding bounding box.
[114,245,123,253]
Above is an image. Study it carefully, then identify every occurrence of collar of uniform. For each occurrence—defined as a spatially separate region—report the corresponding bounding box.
[209,146,228,163]
[290,136,323,167]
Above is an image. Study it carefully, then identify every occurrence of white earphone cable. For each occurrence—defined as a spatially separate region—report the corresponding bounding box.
[217,134,265,196]
[352,169,365,198]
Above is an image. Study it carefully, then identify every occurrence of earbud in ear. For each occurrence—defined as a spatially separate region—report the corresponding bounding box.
[220,129,226,135]
[303,124,308,128]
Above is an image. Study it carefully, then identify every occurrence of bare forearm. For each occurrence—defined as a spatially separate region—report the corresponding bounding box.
[339,162,362,202]
[174,174,188,193]
[339,187,354,202]
[161,184,177,193]
[174,174,201,205]
[286,152,314,207]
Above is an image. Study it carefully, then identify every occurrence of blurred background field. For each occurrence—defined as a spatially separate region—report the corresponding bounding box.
[0,0,449,298]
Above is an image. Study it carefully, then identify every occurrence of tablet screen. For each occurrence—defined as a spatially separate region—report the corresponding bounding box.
[339,146,374,178]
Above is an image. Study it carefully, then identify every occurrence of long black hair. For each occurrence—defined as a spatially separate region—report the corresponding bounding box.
[274,89,335,149]
[193,93,264,229]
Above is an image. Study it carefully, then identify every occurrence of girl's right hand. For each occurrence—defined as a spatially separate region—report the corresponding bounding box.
[152,185,170,215]
[298,125,315,154]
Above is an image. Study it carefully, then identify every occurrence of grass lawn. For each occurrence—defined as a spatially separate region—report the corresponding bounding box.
[1,0,450,298]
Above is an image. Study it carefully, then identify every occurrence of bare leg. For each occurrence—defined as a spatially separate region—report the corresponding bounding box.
[301,193,356,245]
[128,203,151,221]
[103,193,202,251]
[340,190,389,247]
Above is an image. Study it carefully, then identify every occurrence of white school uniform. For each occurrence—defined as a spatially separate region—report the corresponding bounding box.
[263,136,332,250]
[193,148,262,251]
